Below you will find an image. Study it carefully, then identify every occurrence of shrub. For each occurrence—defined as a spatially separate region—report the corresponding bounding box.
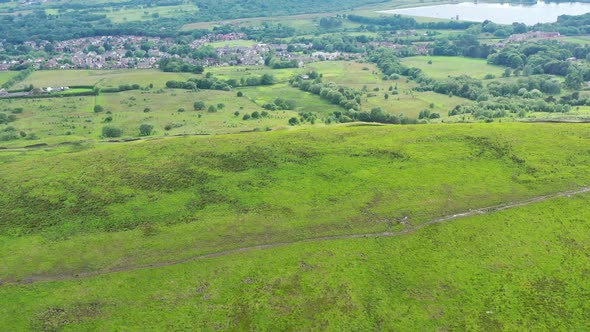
[288,117,299,126]
[193,101,206,111]
[139,124,154,136]
[102,126,122,138]
[94,105,104,113]
[242,114,251,120]
[237,91,243,97]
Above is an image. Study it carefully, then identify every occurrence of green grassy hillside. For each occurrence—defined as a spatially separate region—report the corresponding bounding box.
[1,123,590,282]
[1,180,589,331]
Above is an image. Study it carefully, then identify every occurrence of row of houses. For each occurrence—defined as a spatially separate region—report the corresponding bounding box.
[1,33,434,71]
[508,31,561,42]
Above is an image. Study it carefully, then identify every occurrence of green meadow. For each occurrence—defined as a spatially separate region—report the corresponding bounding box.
[17,69,199,90]
[2,123,590,281]
[0,61,479,148]
[401,56,506,79]
[1,123,590,330]
[0,89,299,147]
[3,1,590,329]
[99,4,198,23]
[307,61,471,118]
[0,71,17,86]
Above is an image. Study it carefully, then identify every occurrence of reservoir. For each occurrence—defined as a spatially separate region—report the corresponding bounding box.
[378,1,590,25]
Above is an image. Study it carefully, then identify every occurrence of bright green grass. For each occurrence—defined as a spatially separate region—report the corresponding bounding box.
[555,35,590,45]
[182,13,334,32]
[2,123,590,282]
[0,71,17,86]
[401,56,506,79]
[1,186,589,330]
[307,61,471,117]
[207,66,304,83]
[17,69,199,90]
[98,4,198,23]
[238,83,343,114]
[0,89,298,147]
[208,40,259,48]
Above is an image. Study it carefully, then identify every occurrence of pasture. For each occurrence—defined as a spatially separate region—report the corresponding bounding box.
[17,69,198,90]
[0,89,298,147]
[0,61,487,149]
[98,4,198,23]
[0,71,17,86]
[1,123,590,330]
[2,123,590,279]
[401,56,506,79]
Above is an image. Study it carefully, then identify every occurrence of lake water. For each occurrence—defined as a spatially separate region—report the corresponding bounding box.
[379,2,590,25]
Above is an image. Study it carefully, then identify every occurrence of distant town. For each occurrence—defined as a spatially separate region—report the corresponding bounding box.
[0,30,562,71]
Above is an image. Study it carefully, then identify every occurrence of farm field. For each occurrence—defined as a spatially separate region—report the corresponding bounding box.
[0,71,17,86]
[208,40,259,48]
[0,61,484,148]
[401,56,506,79]
[238,83,344,115]
[307,61,471,118]
[555,35,590,44]
[0,89,299,147]
[98,4,198,23]
[1,123,590,330]
[16,69,199,90]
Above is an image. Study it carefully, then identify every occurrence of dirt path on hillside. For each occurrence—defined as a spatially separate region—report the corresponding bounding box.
[3,186,590,287]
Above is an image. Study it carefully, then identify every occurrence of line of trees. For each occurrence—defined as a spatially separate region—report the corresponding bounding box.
[165,73,276,91]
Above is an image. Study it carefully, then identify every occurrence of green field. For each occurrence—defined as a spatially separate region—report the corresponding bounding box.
[99,4,198,23]
[0,89,300,147]
[0,71,17,86]
[401,56,506,79]
[17,69,199,90]
[307,61,471,118]
[3,1,590,329]
[0,62,490,149]
[1,123,590,330]
[208,40,259,48]
[238,83,344,115]
[556,35,590,44]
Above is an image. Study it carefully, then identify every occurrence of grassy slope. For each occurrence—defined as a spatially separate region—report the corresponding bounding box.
[1,123,590,282]
[0,89,300,147]
[16,69,199,90]
[308,61,471,117]
[1,188,589,330]
[0,62,477,147]
[401,56,506,79]
[0,71,17,86]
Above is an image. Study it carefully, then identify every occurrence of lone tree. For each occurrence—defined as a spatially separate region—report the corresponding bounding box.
[139,124,154,136]
[94,105,104,113]
[193,101,206,111]
[288,117,299,126]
